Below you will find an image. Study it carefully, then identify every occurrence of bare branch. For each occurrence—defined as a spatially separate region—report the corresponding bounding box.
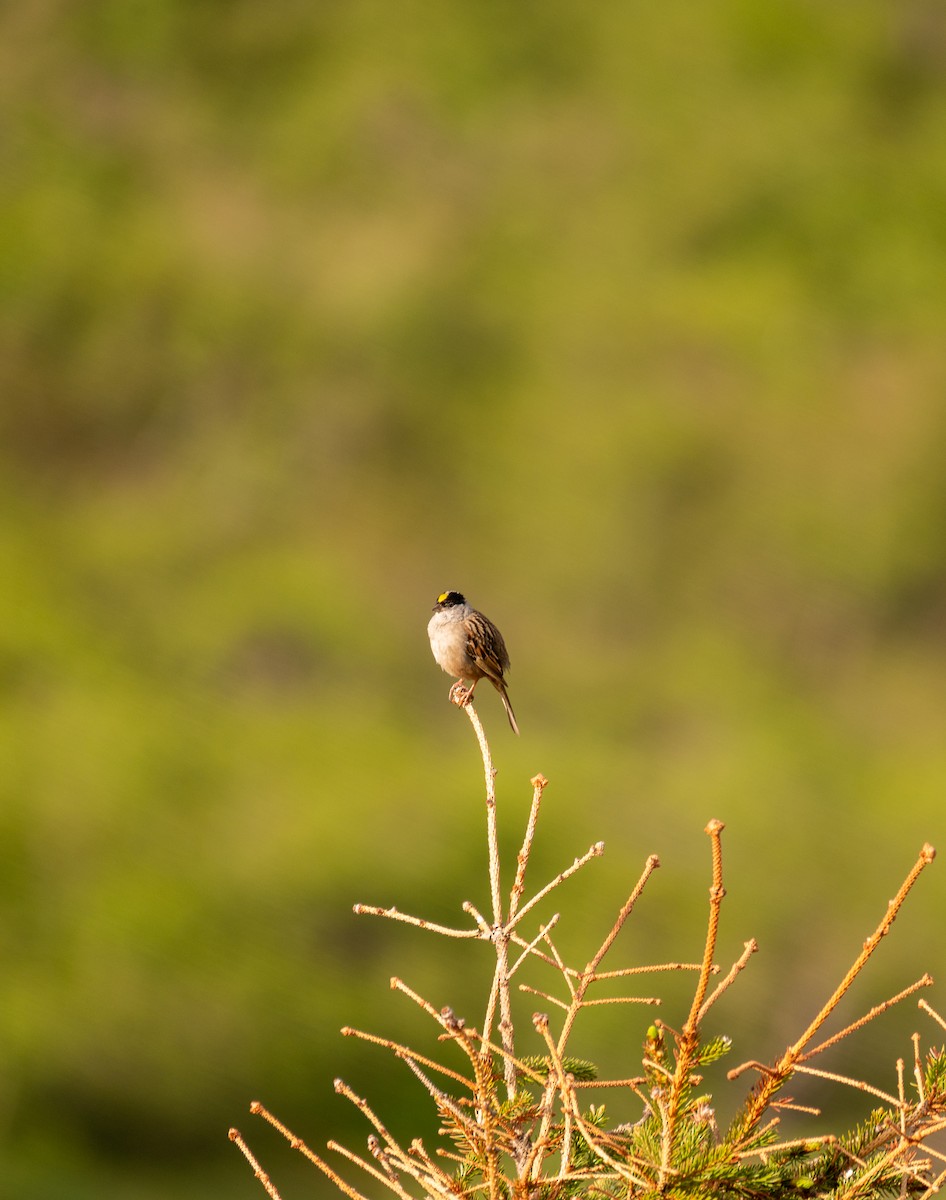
[354,903,481,939]
[341,1025,473,1089]
[229,1127,283,1200]
[509,774,548,919]
[695,940,757,1024]
[509,841,606,930]
[799,975,934,1064]
[792,1064,901,1107]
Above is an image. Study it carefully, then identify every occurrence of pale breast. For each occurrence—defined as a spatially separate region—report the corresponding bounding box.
[428,611,472,678]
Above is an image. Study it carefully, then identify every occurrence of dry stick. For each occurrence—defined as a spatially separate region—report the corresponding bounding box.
[340,1025,474,1089]
[736,1133,837,1160]
[391,976,451,1023]
[409,1138,451,1181]
[479,951,507,1069]
[768,1099,822,1116]
[458,699,502,924]
[328,1081,464,1197]
[333,1079,410,1152]
[407,1142,476,1200]
[463,901,494,940]
[913,1032,926,1107]
[587,961,707,980]
[556,852,662,1056]
[580,995,661,1008]
[659,818,726,1191]
[572,1075,649,1089]
[522,853,662,1177]
[698,938,758,1023]
[897,1058,908,1140]
[786,844,935,1061]
[799,975,934,1064]
[916,1120,946,1156]
[327,1140,428,1200]
[250,1101,372,1200]
[459,700,518,1107]
[686,819,726,1032]
[562,1082,654,1189]
[919,998,946,1034]
[509,841,606,932]
[462,1027,507,1200]
[518,984,571,1011]
[507,934,562,974]
[509,774,548,919]
[509,914,560,977]
[835,1130,930,1200]
[353,903,482,939]
[436,1022,549,1091]
[531,1013,654,1190]
[533,1013,576,1175]
[731,842,937,1144]
[920,1165,946,1200]
[537,929,577,998]
[229,1127,283,1200]
[792,1064,901,1107]
[398,1054,485,1139]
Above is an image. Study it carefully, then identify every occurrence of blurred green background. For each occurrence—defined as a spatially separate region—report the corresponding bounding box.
[3,1,946,1196]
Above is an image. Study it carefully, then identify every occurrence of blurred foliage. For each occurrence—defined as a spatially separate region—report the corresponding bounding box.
[2,0,946,1195]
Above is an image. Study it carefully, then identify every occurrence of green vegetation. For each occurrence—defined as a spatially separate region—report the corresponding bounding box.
[2,2,946,1195]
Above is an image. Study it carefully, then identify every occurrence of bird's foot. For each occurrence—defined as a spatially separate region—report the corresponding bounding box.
[449,681,474,708]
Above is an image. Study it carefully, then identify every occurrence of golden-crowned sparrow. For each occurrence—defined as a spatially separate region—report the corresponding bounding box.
[427,590,520,735]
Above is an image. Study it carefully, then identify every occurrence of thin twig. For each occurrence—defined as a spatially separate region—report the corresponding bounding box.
[461,899,492,936]
[791,1064,901,1106]
[229,1127,283,1200]
[509,841,606,930]
[660,819,725,1189]
[787,844,936,1063]
[736,1133,837,1159]
[459,700,502,926]
[698,939,758,1022]
[397,1055,485,1138]
[250,1101,372,1200]
[799,975,934,1063]
[341,1025,474,1089]
[586,961,707,980]
[919,999,946,1034]
[517,984,570,1011]
[353,904,481,939]
[460,699,519,1112]
[914,1032,926,1106]
[730,842,937,1145]
[510,774,548,919]
[327,1141,420,1200]
[556,853,661,1057]
[509,915,560,977]
[390,977,450,1024]
[685,819,726,1035]
[580,995,661,1007]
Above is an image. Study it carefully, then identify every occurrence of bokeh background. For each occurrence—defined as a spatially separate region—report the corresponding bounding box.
[3,2,946,1196]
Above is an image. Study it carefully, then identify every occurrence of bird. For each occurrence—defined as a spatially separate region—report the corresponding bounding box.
[427,590,520,735]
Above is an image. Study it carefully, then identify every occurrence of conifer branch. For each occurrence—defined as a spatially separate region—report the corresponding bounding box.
[233,690,943,1200]
[658,818,726,1189]
[728,842,937,1146]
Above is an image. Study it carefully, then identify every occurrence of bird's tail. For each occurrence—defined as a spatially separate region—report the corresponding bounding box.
[496,682,520,736]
